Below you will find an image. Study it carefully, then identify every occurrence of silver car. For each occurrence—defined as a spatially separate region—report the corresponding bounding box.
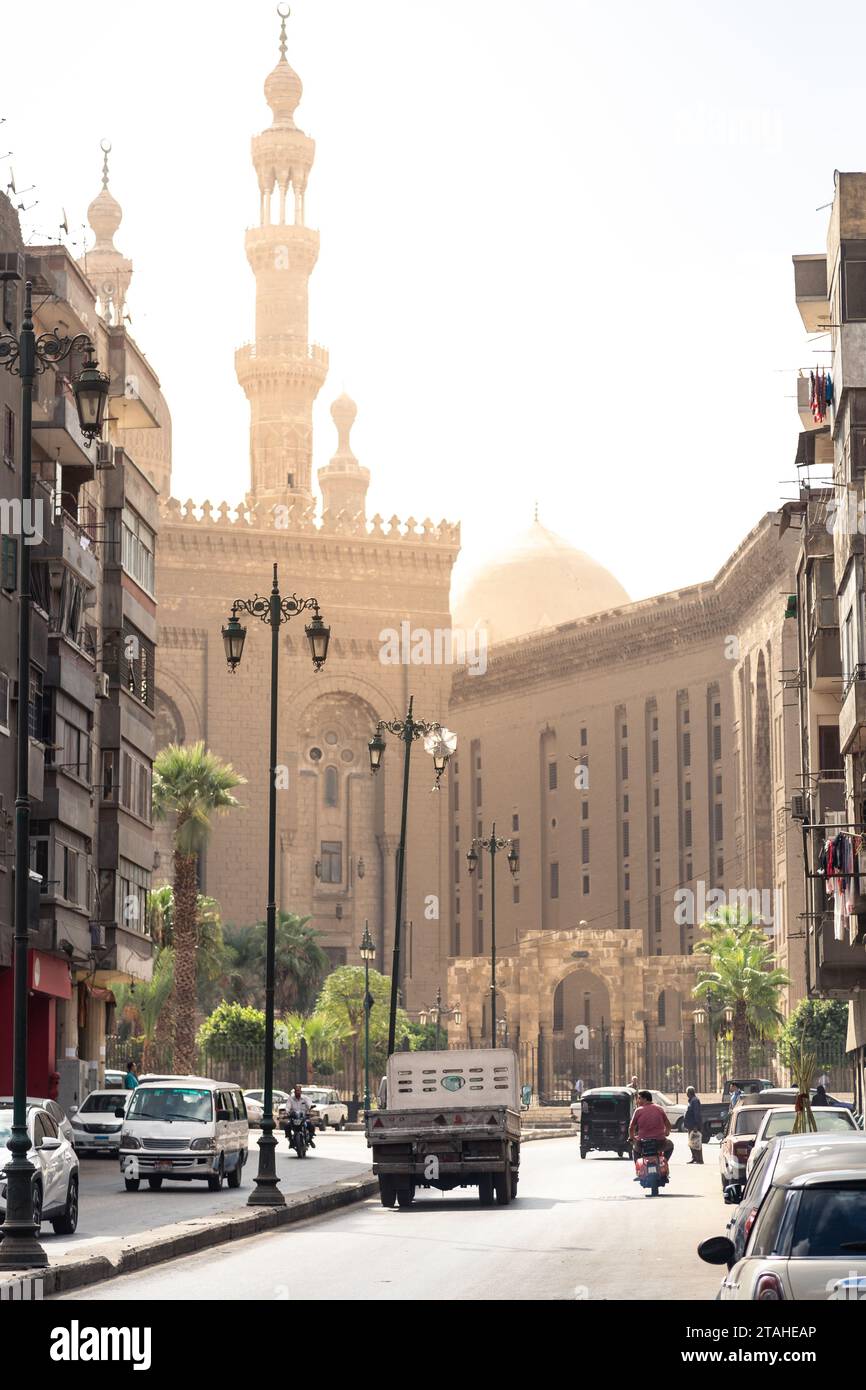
[0,1105,80,1234]
[746,1105,859,1179]
[699,1132,866,1300]
[0,1096,74,1146]
[69,1090,129,1154]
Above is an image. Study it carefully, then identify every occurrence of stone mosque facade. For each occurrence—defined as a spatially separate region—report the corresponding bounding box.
[90,19,808,1047]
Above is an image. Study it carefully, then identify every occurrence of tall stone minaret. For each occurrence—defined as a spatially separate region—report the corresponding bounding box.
[236,7,328,507]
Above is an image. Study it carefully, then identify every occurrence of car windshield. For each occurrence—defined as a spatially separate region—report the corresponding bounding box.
[791,1185,866,1256]
[764,1110,854,1139]
[126,1087,213,1123]
[734,1108,767,1136]
[302,1091,327,1103]
[80,1093,126,1114]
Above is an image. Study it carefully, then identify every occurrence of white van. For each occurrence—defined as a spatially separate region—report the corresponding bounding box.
[117,1075,249,1192]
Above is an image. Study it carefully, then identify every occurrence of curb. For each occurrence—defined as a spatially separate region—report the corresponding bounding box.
[0,1172,379,1299]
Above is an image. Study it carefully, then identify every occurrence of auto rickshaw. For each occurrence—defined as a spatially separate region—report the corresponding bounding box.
[578,1086,635,1159]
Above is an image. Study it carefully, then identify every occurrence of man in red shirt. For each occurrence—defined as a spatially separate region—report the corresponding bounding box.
[629,1090,674,1160]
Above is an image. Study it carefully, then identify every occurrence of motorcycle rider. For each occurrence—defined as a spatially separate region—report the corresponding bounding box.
[628,1089,674,1162]
[284,1084,316,1150]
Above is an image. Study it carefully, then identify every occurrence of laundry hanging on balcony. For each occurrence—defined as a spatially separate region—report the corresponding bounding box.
[818,831,860,940]
[810,368,833,424]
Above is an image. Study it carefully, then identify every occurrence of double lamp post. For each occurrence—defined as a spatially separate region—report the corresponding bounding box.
[467,824,518,1048]
[0,282,110,1270]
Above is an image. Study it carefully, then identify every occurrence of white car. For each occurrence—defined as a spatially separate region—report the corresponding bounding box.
[647,1090,687,1130]
[68,1090,129,1154]
[0,1096,74,1146]
[243,1094,265,1126]
[0,1104,80,1233]
[244,1089,291,1121]
[746,1105,859,1179]
[699,1132,866,1300]
[302,1088,348,1129]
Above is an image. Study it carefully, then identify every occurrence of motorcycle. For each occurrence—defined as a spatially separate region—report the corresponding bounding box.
[634,1137,670,1197]
[285,1114,309,1159]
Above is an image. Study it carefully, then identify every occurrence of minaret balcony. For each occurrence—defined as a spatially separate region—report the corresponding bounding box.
[235,340,329,391]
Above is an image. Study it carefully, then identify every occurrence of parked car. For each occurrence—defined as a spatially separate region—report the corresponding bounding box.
[244,1088,291,1120]
[698,1079,775,1144]
[647,1090,687,1129]
[68,1090,130,1155]
[746,1105,860,1179]
[243,1093,265,1127]
[118,1076,249,1191]
[0,1104,79,1233]
[718,1101,780,1198]
[699,1132,866,1299]
[302,1087,348,1129]
[0,1096,74,1146]
[103,1069,126,1090]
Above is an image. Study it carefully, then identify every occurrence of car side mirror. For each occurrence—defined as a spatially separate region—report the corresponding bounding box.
[39,1136,62,1151]
[68,1105,78,1117]
[697,1236,735,1267]
[723,1183,743,1205]
[114,1107,125,1119]
[216,1108,230,1122]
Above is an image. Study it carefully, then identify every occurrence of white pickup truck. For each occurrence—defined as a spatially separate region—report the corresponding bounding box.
[366,1049,520,1209]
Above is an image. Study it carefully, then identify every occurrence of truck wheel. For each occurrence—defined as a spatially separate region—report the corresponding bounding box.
[494,1167,512,1206]
[147,1176,163,1191]
[510,1169,519,1199]
[396,1184,414,1209]
[124,1178,140,1192]
[379,1176,397,1208]
[580,1146,588,1159]
[478,1174,494,1205]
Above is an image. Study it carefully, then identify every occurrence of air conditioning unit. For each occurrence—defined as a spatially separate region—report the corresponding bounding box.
[790,793,806,822]
[0,252,24,282]
[95,671,110,700]
[96,442,116,470]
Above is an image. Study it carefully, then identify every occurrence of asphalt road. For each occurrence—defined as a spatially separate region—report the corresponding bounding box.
[57,1132,727,1301]
[45,1131,372,1260]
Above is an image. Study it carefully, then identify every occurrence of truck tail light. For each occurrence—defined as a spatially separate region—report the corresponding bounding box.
[373,1118,383,1129]
[453,1114,463,1124]
[753,1272,785,1301]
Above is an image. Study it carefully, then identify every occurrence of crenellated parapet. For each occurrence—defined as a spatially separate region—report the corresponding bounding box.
[158,493,459,547]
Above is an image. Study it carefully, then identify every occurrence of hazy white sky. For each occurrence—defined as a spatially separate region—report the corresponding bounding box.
[1,1,855,601]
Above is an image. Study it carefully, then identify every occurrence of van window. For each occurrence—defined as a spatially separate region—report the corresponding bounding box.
[126,1087,214,1123]
[234,1092,247,1120]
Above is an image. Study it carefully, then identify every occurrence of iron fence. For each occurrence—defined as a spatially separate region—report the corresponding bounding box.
[105,1037,357,1098]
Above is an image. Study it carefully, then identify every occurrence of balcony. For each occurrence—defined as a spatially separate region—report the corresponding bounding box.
[40,506,99,591]
[813,912,866,997]
[107,327,161,431]
[797,374,833,432]
[32,389,96,477]
[793,254,829,333]
[839,664,866,753]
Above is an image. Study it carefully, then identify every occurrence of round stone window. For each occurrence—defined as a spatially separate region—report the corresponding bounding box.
[341,748,354,763]
[309,747,323,762]
[325,731,339,745]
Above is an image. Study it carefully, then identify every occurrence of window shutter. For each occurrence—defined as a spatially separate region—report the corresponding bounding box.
[1,536,17,591]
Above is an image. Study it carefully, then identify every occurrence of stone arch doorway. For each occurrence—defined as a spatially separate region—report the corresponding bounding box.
[550,968,613,1096]
[552,968,612,1037]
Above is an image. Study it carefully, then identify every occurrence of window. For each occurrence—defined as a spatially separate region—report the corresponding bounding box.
[1,536,16,591]
[682,732,691,766]
[28,667,44,741]
[512,812,519,832]
[683,708,690,725]
[581,828,590,864]
[2,405,14,465]
[653,787,659,808]
[121,507,156,594]
[582,873,590,895]
[324,765,339,807]
[714,804,724,842]
[320,841,342,884]
[476,777,482,805]
[844,252,866,320]
[685,780,691,802]
[624,870,630,891]
[548,761,557,791]
[622,821,630,858]
[0,671,8,734]
[818,725,842,779]
[715,773,723,795]
[55,717,91,783]
[550,862,559,898]
[712,724,722,762]
[580,727,587,747]
[29,836,49,893]
[623,899,630,929]
[62,844,79,905]
[116,857,151,934]
[651,739,659,775]
[620,724,628,740]
[657,991,666,1027]
[620,746,629,780]
[622,794,629,813]
[654,895,661,932]
[122,625,155,709]
[653,815,660,854]
[684,809,692,848]
[102,749,117,800]
[581,800,589,820]
[513,884,519,904]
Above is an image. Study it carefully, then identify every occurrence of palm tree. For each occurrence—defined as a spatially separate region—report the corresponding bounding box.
[219,913,327,1014]
[147,885,225,1013]
[693,909,790,1077]
[152,742,245,1071]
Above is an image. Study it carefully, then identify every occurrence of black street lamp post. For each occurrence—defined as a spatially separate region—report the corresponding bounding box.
[368,696,455,1056]
[360,921,375,1111]
[418,986,462,1051]
[466,823,519,1048]
[0,283,109,1270]
[222,563,329,1206]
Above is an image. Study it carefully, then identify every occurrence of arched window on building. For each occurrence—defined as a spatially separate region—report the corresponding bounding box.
[324,765,339,807]
[657,991,666,1028]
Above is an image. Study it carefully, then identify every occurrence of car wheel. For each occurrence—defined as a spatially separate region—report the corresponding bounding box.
[31,1182,43,1230]
[227,1153,244,1189]
[51,1175,79,1235]
[207,1158,225,1192]
[124,1177,140,1192]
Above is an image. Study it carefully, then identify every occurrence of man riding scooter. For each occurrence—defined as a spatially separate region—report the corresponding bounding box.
[628,1090,674,1162]
[284,1084,316,1150]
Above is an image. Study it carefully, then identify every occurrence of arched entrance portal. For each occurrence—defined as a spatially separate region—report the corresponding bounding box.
[549,968,614,1098]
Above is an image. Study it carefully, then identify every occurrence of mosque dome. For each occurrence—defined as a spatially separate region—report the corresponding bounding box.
[451,519,631,645]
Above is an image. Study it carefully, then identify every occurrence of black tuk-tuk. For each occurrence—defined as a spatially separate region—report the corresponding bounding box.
[579,1086,634,1159]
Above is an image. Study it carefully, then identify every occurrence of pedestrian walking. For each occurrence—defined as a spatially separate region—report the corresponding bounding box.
[684,1085,703,1164]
